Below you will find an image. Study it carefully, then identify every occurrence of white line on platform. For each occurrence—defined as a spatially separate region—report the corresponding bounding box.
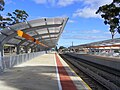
[54,54,62,90]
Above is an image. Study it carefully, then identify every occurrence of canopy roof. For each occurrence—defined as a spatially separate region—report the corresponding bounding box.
[0,17,68,49]
[70,38,120,49]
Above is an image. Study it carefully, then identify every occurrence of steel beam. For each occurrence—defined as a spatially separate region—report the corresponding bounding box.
[17,32,59,46]
[1,23,62,45]
[17,30,48,47]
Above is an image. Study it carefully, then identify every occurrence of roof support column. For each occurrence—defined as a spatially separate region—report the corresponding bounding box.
[93,48,96,55]
[98,48,100,55]
[0,44,4,57]
[35,45,39,52]
[24,46,28,53]
[34,48,37,52]
[35,45,40,52]
[90,48,92,55]
[45,48,47,54]
[31,47,34,53]
[16,46,20,55]
[0,44,4,71]
[36,47,39,52]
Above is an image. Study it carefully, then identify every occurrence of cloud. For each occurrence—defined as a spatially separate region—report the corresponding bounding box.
[32,0,47,4]
[73,7,100,18]
[63,29,101,35]
[5,0,16,4]
[73,0,113,18]
[84,30,101,34]
[57,0,80,7]
[62,34,110,40]
[32,0,81,6]
[62,29,114,41]
[32,0,80,6]
[82,0,112,7]
[62,33,112,40]
[32,0,113,18]
[32,0,56,5]
[68,20,75,23]
[32,0,113,7]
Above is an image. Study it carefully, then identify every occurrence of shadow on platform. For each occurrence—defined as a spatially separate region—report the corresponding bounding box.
[0,65,77,90]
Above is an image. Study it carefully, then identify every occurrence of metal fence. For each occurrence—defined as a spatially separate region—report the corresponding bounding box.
[0,51,45,73]
[88,51,120,58]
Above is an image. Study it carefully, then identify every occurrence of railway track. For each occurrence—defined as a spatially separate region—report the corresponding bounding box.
[60,54,120,90]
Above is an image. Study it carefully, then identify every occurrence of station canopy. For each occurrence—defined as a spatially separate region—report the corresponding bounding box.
[0,17,68,49]
[70,38,120,49]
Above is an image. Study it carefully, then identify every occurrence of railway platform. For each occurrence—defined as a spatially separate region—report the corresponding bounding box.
[0,52,91,90]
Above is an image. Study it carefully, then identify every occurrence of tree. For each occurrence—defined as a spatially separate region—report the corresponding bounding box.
[0,1,29,29]
[0,16,12,29]
[0,0,5,22]
[7,9,29,25]
[0,0,8,29]
[96,0,120,39]
[0,0,5,11]
[59,46,66,50]
[0,9,29,29]
[0,0,12,29]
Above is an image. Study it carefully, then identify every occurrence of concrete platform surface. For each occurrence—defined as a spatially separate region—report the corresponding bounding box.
[0,52,91,90]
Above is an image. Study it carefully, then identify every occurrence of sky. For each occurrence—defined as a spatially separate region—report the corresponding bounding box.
[2,0,120,47]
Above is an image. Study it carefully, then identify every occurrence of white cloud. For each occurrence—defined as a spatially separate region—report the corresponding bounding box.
[5,0,16,4]
[63,35,110,40]
[84,30,101,33]
[32,0,78,6]
[73,7,100,18]
[33,0,56,5]
[62,29,114,40]
[57,0,80,7]
[82,0,112,7]
[63,29,103,35]
[92,30,100,33]
[32,0,47,4]
[68,20,75,23]
[32,0,113,6]
[32,0,113,18]
[104,32,111,34]
[73,0,113,18]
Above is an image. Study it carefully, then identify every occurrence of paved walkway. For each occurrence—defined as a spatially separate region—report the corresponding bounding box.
[0,52,91,90]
